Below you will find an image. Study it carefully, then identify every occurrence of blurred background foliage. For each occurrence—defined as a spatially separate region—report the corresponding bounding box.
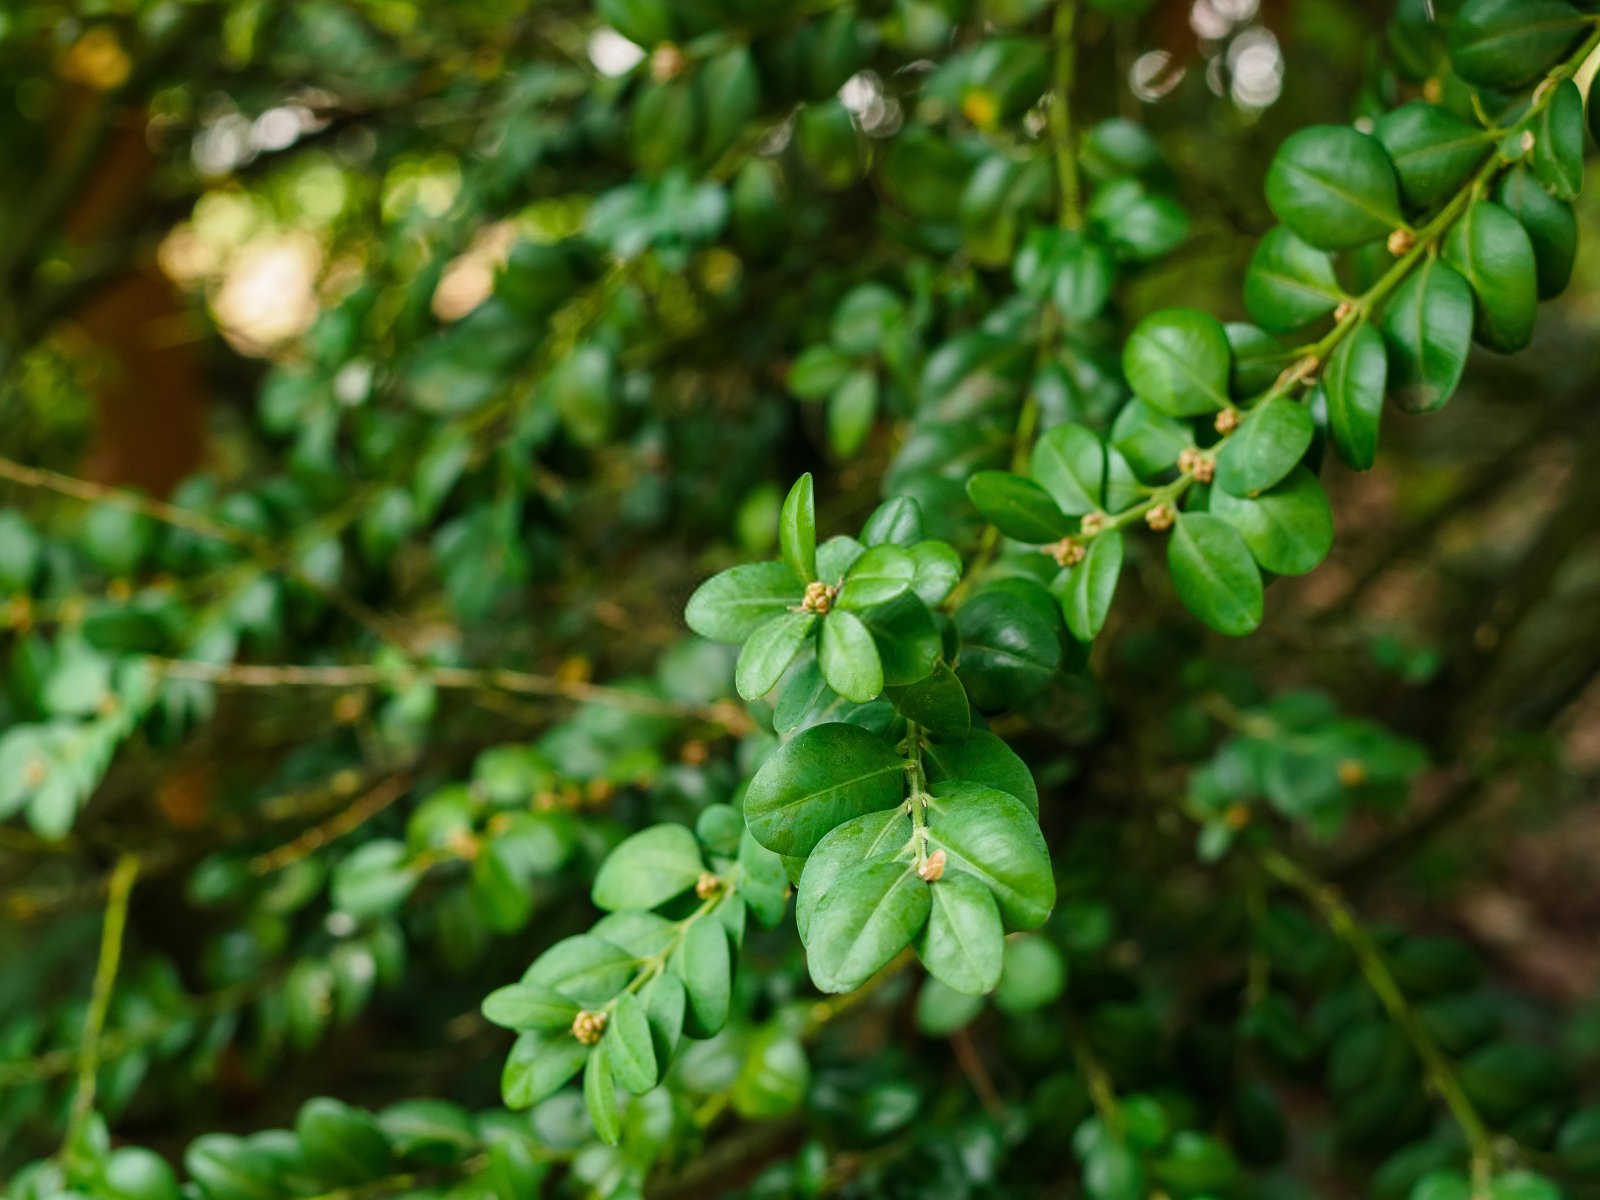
[2,0,1600,1197]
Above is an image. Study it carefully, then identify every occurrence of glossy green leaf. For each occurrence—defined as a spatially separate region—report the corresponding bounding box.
[806,858,930,992]
[501,1032,588,1110]
[1379,256,1473,412]
[1441,199,1538,352]
[924,780,1054,930]
[735,611,815,700]
[1167,512,1264,636]
[482,982,581,1032]
[779,473,817,583]
[1243,226,1345,332]
[523,935,636,1008]
[907,539,963,605]
[1110,398,1193,479]
[1321,322,1387,470]
[582,1046,621,1146]
[1534,79,1584,199]
[295,1098,393,1185]
[103,1147,181,1200]
[744,721,906,856]
[1053,530,1124,642]
[922,730,1039,816]
[736,829,790,928]
[885,661,971,740]
[1264,125,1403,250]
[1448,0,1587,89]
[954,586,1062,709]
[684,561,802,642]
[819,609,884,703]
[861,496,923,547]
[1496,166,1576,298]
[915,977,987,1035]
[796,807,913,941]
[1088,176,1189,261]
[1123,308,1232,417]
[1214,392,1314,497]
[788,344,852,400]
[592,824,705,912]
[919,871,1004,995]
[854,591,942,686]
[601,991,657,1093]
[640,970,686,1067]
[836,544,916,609]
[1374,102,1491,210]
[1031,422,1107,515]
[672,917,732,1036]
[965,471,1073,542]
[1210,465,1335,576]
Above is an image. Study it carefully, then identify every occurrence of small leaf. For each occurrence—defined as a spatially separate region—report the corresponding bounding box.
[583,1046,622,1145]
[819,609,884,703]
[919,872,1004,995]
[735,611,816,700]
[885,661,970,740]
[1264,125,1403,250]
[523,935,636,1007]
[955,585,1063,710]
[923,780,1054,930]
[1496,166,1576,299]
[994,934,1067,1013]
[592,824,706,912]
[1243,226,1345,333]
[672,917,732,1036]
[743,723,906,857]
[796,808,913,941]
[1448,0,1587,90]
[1374,102,1491,210]
[1123,308,1232,417]
[1054,530,1124,642]
[685,561,802,642]
[1214,393,1315,497]
[482,983,581,1032]
[828,369,879,457]
[296,1098,393,1185]
[1110,399,1193,479]
[788,344,852,399]
[502,1032,588,1110]
[601,991,658,1094]
[805,858,930,993]
[1441,199,1538,352]
[965,471,1073,542]
[1167,512,1264,636]
[1210,466,1335,576]
[1379,256,1473,412]
[861,496,923,547]
[1320,323,1387,470]
[907,539,963,605]
[779,473,817,583]
[836,544,916,609]
[1031,423,1107,515]
[923,730,1039,816]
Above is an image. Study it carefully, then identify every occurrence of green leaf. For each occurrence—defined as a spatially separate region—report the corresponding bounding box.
[924,780,1055,929]
[184,1135,281,1200]
[1123,308,1232,417]
[1320,323,1387,471]
[788,344,853,399]
[685,561,802,642]
[819,609,884,703]
[1379,256,1473,412]
[731,1030,810,1119]
[736,829,790,928]
[796,807,913,941]
[919,871,1004,995]
[907,539,963,605]
[601,991,658,1094]
[735,611,816,700]
[592,824,705,912]
[1152,1131,1240,1196]
[828,369,879,457]
[1264,125,1403,250]
[1214,393,1314,497]
[853,591,942,686]
[671,916,731,1036]
[640,970,686,1067]
[1015,227,1117,319]
[1496,166,1576,298]
[955,586,1063,710]
[1031,422,1107,515]
[836,544,916,609]
[501,1031,588,1110]
[861,496,923,547]
[744,722,906,856]
[965,471,1072,542]
[295,1098,393,1185]
[1210,466,1335,577]
[1441,199,1538,352]
[1110,398,1193,478]
[806,858,930,993]
[885,661,970,740]
[1053,530,1124,642]
[915,978,987,1035]
[1088,176,1189,261]
[817,533,866,583]
[1167,512,1264,636]
[923,730,1039,816]
[523,935,636,1007]
[994,934,1067,1013]
[332,840,416,918]
[1228,322,1295,395]
[482,982,581,1032]
[1243,226,1345,333]
[1084,1142,1145,1200]
[583,1046,622,1145]
[1489,1171,1562,1200]
[779,474,817,583]
[1448,0,1587,89]
[103,1147,181,1200]
[831,283,905,356]
[1374,102,1491,210]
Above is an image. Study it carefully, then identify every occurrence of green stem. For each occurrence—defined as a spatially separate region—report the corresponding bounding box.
[1256,847,1495,1193]
[904,723,930,867]
[62,854,138,1158]
[1049,0,1083,230]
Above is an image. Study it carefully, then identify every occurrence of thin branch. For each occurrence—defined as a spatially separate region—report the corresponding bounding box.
[248,775,411,877]
[61,854,139,1156]
[1049,0,1082,229]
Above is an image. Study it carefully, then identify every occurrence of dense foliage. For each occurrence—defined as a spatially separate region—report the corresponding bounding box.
[3,1,1600,1198]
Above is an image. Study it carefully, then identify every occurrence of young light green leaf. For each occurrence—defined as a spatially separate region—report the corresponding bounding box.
[523,935,637,1007]
[787,344,852,400]
[1321,322,1387,470]
[828,369,879,457]
[1054,529,1124,642]
[640,971,686,1067]
[1166,512,1264,636]
[684,561,802,642]
[1031,422,1107,515]
[805,858,930,993]
[482,983,581,1032]
[907,539,963,605]
[860,496,923,547]
[1210,466,1335,577]
[1264,125,1403,250]
[1243,226,1345,333]
[836,543,916,609]
[1379,256,1473,412]
[672,916,731,1036]
[819,609,884,703]
[1213,392,1314,497]
[582,1046,621,1145]
[744,722,906,855]
[923,780,1054,930]
[592,824,705,912]
[919,871,1004,996]
[778,473,817,583]
[965,471,1073,543]
[735,611,816,700]
[501,1032,588,1110]
[601,991,657,1094]
[1122,308,1232,417]
[994,934,1067,1013]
